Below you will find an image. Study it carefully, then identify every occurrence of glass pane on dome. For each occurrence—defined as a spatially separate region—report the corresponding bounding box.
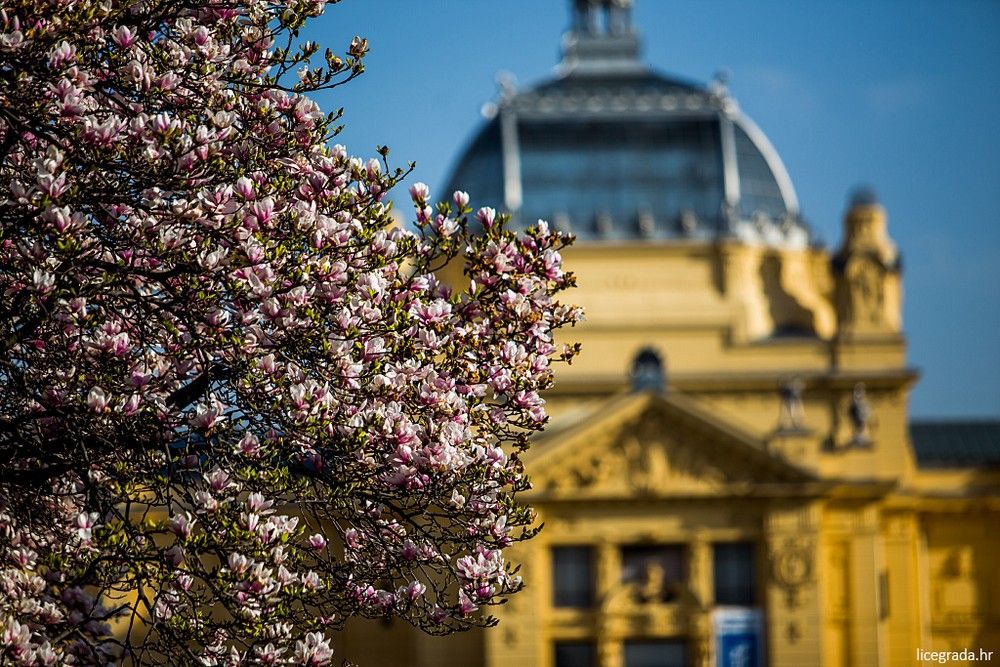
[445,120,504,213]
[517,118,724,239]
[733,123,787,220]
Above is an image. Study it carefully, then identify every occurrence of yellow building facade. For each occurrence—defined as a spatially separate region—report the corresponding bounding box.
[482,200,1000,667]
[337,2,1000,665]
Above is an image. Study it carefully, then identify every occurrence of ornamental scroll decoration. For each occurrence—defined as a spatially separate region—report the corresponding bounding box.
[770,536,815,609]
[770,536,815,646]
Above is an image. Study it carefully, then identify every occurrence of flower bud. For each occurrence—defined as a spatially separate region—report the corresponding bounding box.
[409,182,429,203]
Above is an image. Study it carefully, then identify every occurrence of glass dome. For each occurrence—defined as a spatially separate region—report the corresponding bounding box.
[444,1,808,247]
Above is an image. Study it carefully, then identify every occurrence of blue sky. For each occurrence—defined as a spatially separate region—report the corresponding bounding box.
[304,1,1000,418]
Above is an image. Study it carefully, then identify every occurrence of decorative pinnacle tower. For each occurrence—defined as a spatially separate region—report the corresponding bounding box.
[833,188,903,338]
[561,0,643,75]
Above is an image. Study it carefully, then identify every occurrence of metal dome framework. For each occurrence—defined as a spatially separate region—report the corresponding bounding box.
[444,0,807,247]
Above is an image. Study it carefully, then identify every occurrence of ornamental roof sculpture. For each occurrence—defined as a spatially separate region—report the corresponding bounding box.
[445,0,810,247]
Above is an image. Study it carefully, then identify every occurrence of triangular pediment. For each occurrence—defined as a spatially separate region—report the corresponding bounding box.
[526,392,814,500]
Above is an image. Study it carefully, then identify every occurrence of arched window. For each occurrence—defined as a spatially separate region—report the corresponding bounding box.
[630,347,665,393]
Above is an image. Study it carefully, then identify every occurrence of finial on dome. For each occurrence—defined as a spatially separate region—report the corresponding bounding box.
[571,0,635,37]
[494,71,518,102]
[562,0,642,75]
[710,69,731,98]
[571,0,597,35]
[607,0,635,36]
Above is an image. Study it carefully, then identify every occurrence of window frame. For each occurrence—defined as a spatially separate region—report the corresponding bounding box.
[619,543,687,603]
[622,638,689,667]
[551,544,596,609]
[553,640,597,667]
[712,541,758,607]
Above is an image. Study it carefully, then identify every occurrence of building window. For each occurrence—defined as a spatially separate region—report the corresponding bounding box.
[630,347,666,393]
[554,641,596,667]
[552,546,594,607]
[624,639,688,667]
[621,544,685,602]
[713,542,757,606]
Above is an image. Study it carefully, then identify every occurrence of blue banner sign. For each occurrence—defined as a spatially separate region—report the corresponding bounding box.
[713,608,764,667]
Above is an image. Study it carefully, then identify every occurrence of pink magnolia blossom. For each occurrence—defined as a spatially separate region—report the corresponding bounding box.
[86,387,108,413]
[476,206,497,228]
[408,182,430,202]
[0,0,581,663]
[168,512,196,540]
[294,632,334,666]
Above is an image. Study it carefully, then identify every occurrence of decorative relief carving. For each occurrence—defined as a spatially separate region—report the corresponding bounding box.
[766,505,818,533]
[545,424,735,495]
[578,450,623,488]
[543,431,618,492]
[535,406,790,499]
[845,257,886,327]
[770,536,815,608]
[636,560,667,603]
[933,547,980,623]
[883,514,912,538]
[621,435,666,494]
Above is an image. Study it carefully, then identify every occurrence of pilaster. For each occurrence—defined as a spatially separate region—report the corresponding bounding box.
[486,542,542,667]
[847,505,885,666]
[882,513,921,666]
[689,538,713,667]
[765,502,823,666]
[596,540,624,667]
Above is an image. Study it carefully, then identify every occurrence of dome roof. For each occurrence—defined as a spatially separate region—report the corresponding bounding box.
[444,1,809,247]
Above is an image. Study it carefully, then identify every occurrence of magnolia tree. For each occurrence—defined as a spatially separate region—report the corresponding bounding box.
[0,1,581,664]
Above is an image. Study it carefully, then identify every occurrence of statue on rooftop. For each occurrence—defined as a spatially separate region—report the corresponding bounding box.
[777,377,807,432]
[848,382,873,445]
